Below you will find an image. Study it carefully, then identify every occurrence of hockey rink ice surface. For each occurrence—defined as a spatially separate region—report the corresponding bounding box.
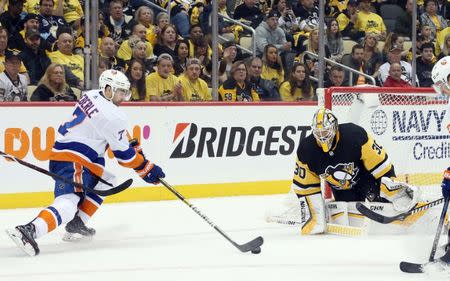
[0,194,449,281]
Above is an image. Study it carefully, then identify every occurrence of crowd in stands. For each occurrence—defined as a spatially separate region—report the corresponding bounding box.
[0,0,447,102]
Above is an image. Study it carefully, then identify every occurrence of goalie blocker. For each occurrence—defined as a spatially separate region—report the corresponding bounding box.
[291,108,427,234]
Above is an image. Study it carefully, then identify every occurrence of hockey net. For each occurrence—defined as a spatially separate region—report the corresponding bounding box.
[318,86,449,200]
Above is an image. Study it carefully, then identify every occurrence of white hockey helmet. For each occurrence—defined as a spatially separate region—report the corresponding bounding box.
[99,69,131,101]
[312,108,338,153]
[431,56,450,95]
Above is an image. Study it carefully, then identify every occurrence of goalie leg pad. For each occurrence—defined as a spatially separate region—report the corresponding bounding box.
[326,201,349,226]
[380,177,421,212]
[299,193,326,235]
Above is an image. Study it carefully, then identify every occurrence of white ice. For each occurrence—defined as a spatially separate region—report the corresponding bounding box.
[0,194,448,281]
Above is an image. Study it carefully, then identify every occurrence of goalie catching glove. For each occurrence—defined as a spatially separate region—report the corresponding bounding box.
[379,177,420,212]
[130,139,165,184]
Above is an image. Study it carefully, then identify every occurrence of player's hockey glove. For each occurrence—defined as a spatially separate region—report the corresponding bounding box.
[134,160,165,185]
[129,138,143,156]
[442,167,450,198]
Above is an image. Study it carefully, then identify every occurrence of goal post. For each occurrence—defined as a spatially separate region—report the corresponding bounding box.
[317,86,449,193]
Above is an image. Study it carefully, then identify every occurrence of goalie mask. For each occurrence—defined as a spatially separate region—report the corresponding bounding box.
[431,55,450,96]
[99,69,131,102]
[312,108,338,153]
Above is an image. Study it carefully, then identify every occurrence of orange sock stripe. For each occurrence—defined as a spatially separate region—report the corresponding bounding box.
[74,163,83,193]
[37,209,57,232]
[79,199,99,217]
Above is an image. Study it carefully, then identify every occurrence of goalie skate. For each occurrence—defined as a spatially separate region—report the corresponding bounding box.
[5,223,40,256]
[62,216,96,242]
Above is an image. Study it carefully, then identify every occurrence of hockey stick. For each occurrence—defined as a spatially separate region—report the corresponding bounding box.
[355,197,445,224]
[159,178,264,253]
[266,216,368,237]
[0,150,133,196]
[399,197,450,273]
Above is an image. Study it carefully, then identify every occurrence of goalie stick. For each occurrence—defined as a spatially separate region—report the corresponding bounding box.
[0,150,133,196]
[159,178,264,253]
[355,197,445,224]
[399,197,450,273]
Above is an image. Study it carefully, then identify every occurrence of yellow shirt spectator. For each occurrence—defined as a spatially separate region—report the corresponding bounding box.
[24,0,41,14]
[355,12,386,35]
[48,50,84,80]
[261,65,284,87]
[0,54,27,73]
[178,73,210,101]
[145,71,179,101]
[56,0,83,23]
[279,81,314,101]
[117,39,154,61]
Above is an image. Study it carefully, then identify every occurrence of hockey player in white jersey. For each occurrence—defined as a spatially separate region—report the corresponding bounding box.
[6,70,165,256]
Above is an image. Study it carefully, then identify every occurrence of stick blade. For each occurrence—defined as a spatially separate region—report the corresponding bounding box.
[355,202,398,224]
[400,261,425,273]
[93,178,133,196]
[236,236,264,252]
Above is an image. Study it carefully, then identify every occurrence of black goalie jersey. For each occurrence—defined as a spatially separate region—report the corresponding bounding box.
[292,123,395,202]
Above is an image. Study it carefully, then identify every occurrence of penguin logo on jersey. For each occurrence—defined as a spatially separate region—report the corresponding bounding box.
[323,163,359,190]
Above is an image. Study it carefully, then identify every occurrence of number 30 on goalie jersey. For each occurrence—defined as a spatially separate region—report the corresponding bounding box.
[290,123,394,234]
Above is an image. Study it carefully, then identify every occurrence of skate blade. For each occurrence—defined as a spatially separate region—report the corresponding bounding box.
[5,229,37,256]
[62,232,93,243]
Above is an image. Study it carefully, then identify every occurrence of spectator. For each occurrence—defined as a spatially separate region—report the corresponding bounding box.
[279,62,315,101]
[382,33,405,62]
[438,33,450,59]
[394,0,416,39]
[187,25,212,59]
[97,57,110,76]
[293,0,320,32]
[325,19,344,62]
[420,0,447,41]
[0,26,28,76]
[255,10,291,57]
[416,42,436,87]
[301,28,330,78]
[48,32,84,81]
[130,39,154,75]
[382,62,412,87]
[54,0,83,27]
[420,24,433,43]
[378,44,414,85]
[38,0,68,48]
[160,0,190,38]
[342,44,368,86]
[125,59,146,101]
[324,65,346,87]
[117,23,154,61]
[155,12,170,39]
[261,44,285,87]
[173,39,189,75]
[9,13,40,50]
[247,56,280,101]
[0,0,25,46]
[219,41,238,82]
[153,24,178,59]
[99,36,125,71]
[104,0,132,44]
[134,6,157,45]
[192,37,210,68]
[276,0,299,39]
[178,58,211,101]
[233,0,264,29]
[355,0,386,41]
[362,32,383,78]
[0,49,28,101]
[30,63,76,101]
[145,53,182,101]
[218,60,260,102]
[335,0,364,41]
[19,28,51,85]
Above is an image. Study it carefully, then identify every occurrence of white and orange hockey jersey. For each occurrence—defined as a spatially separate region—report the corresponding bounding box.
[49,90,144,176]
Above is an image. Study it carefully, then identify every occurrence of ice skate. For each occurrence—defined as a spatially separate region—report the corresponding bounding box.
[63,216,96,242]
[5,223,40,256]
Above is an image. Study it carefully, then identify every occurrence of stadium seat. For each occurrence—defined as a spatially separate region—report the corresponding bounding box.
[343,40,357,55]
[403,41,412,52]
[380,4,405,33]
[27,85,37,101]
[377,41,385,53]
[239,36,253,53]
